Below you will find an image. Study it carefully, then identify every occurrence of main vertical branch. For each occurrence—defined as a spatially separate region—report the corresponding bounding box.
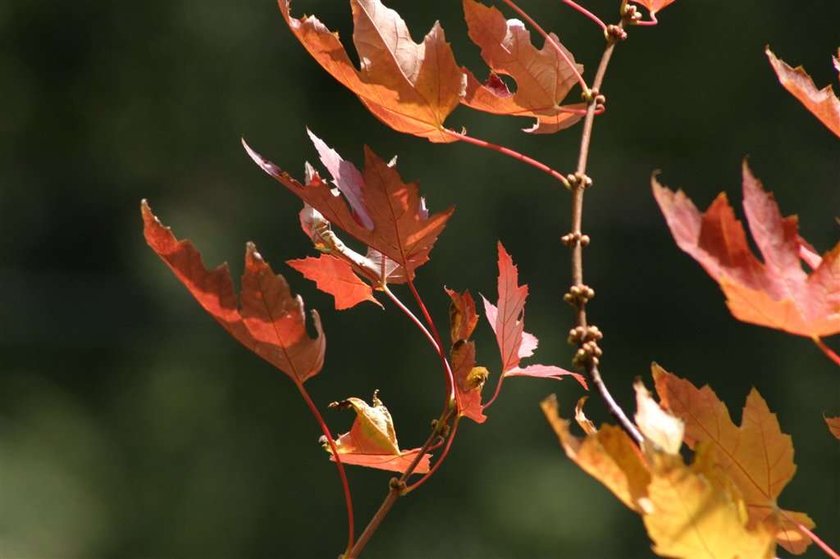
[566,17,643,444]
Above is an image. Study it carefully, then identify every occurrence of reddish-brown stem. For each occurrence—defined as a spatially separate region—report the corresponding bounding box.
[482,371,506,410]
[498,0,588,91]
[632,18,658,26]
[567,16,644,445]
[345,407,456,559]
[404,415,462,494]
[559,0,608,31]
[446,129,571,187]
[295,381,355,553]
[382,286,440,355]
[813,337,840,367]
[796,523,840,559]
[407,278,456,401]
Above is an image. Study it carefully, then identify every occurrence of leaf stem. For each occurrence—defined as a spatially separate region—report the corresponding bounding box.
[382,285,440,354]
[813,337,840,367]
[566,13,643,445]
[796,522,840,559]
[295,381,355,553]
[498,0,588,91]
[406,278,456,401]
[344,406,457,559]
[482,371,506,410]
[404,415,462,494]
[558,0,608,32]
[446,129,571,187]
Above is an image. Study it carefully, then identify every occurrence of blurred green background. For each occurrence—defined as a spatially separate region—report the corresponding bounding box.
[1,0,838,557]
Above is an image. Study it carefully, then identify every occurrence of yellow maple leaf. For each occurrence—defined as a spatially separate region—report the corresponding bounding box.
[652,364,814,554]
[643,444,775,559]
[542,394,650,513]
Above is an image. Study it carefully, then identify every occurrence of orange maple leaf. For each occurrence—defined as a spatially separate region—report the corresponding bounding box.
[461,0,585,134]
[142,201,325,384]
[244,132,453,280]
[446,288,487,423]
[653,161,840,339]
[287,254,381,310]
[766,46,840,138]
[630,0,677,16]
[825,415,840,440]
[325,392,432,474]
[278,0,465,143]
[653,364,814,554]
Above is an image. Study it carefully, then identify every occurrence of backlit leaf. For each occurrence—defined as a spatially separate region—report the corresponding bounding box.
[825,416,840,440]
[766,47,840,138]
[643,445,775,559]
[462,0,584,134]
[652,364,814,554]
[542,394,649,512]
[142,200,325,384]
[278,0,466,143]
[630,0,677,16]
[244,132,453,279]
[287,254,381,310]
[653,161,840,338]
[483,243,586,387]
[326,392,432,474]
[447,288,487,423]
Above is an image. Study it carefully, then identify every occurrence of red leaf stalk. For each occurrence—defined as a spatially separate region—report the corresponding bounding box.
[813,337,840,367]
[796,522,840,559]
[295,381,355,552]
[558,0,608,31]
[498,0,588,91]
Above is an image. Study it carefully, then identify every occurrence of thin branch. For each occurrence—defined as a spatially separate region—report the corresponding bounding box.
[295,381,355,553]
[404,416,462,494]
[558,0,608,32]
[796,522,840,559]
[406,278,456,401]
[382,286,440,354]
[499,0,588,91]
[344,406,456,559]
[566,13,644,445]
[446,129,571,187]
[813,337,840,367]
[482,371,506,410]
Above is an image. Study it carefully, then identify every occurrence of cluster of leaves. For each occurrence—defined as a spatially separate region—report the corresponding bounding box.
[141,0,840,557]
[544,365,813,558]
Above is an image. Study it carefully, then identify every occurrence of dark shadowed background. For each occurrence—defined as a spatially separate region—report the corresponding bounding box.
[1,0,838,557]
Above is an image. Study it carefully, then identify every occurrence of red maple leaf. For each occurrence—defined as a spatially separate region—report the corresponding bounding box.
[482,243,587,387]
[766,46,840,138]
[278,0,465,143]
[244,132,453,281]
[325,392,432,474]
[142,200,326,384]
[653,161,840,339]
[630,0,677,16]
[461,0,585,134]
[446,288,487,423]
[287,254,381,310]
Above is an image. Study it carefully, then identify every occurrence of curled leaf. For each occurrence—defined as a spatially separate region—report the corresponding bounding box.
[825,415,840,440]
[633,379,684,456]
[325,392,432,474]
[447,288,487,423]
[142,200,325,384]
